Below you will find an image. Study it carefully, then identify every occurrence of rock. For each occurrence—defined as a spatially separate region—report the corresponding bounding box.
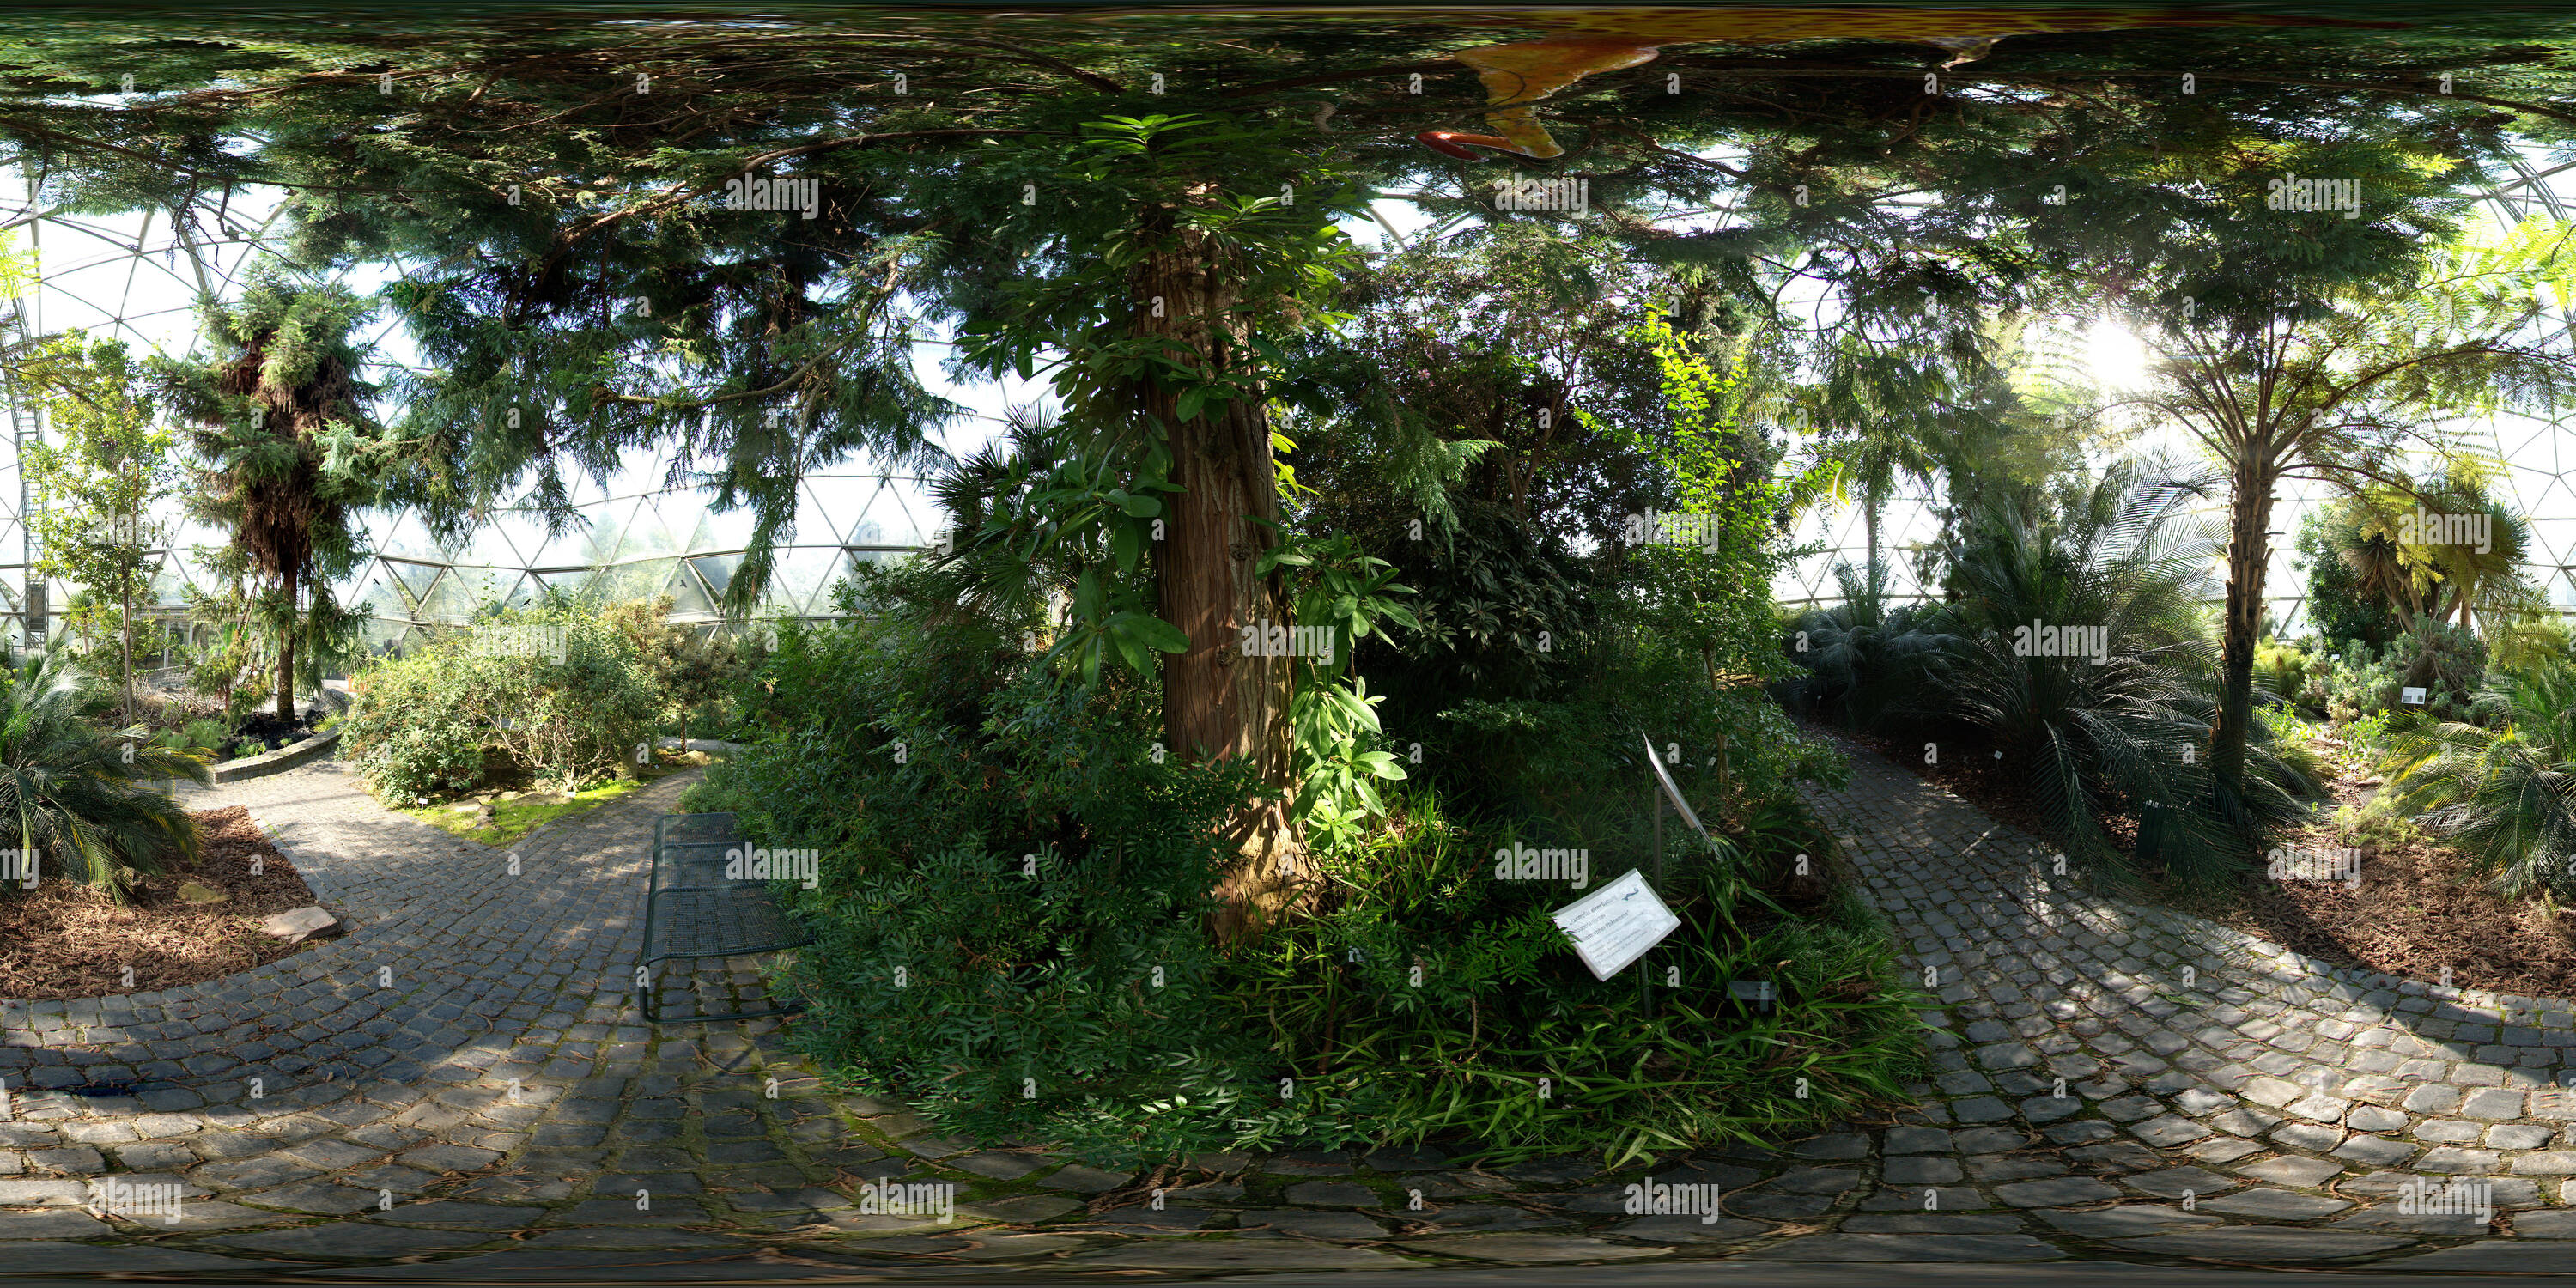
[259,906,341,944]
[499,791,521,800]
[448,803,480,814]
[176,882,228,905]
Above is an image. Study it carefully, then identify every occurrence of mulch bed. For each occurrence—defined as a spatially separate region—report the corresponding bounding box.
[2196,775,2576,1001]
[0,806,322,1001]
[1798,719,2576,1000]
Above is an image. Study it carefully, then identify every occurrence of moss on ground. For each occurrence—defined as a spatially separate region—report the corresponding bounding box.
[398,750,708,846]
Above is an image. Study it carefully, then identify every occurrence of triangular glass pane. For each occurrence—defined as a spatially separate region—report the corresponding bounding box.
[568,499,642,568]
[794,479,849,546]
[374,508,442,562]
[386,562,442,610]
[592,556,674,607]
[148,553,194,609]
[689,555,738,602]
[764,544,844,615]
[629,499,690,558]
[531,568,598,606]
[418,571,482,624]
[446,567,520,617]
[663,563,716,616]
[352,569,409,621]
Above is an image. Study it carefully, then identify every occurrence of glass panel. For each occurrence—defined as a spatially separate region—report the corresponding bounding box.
[690,554,738,601]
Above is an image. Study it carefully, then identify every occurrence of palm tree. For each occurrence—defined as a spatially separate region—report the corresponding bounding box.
[2387,659,2576,901]
[2123,220,2576,823]
[1795,333,1959,579]
[1933,458,2318,886]
[1789,558,1953,732]
[2414,471,2547,637]
[0,650,212,896]
[151,268,380,724]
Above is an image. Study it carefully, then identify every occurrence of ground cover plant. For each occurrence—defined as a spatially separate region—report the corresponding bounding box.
[394,750,707,848]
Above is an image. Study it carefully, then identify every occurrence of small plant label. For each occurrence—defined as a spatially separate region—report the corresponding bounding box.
[1550,867,1680,981]
[2400,686,2427,706]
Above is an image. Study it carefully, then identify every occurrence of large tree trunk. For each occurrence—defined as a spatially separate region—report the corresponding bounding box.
[1133,209,1302,941]
[276,560,296,723]
[1863,497,1881,584]
[2212,451,2278,809]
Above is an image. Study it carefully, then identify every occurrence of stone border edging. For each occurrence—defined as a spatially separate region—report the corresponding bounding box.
[209,730,340,784]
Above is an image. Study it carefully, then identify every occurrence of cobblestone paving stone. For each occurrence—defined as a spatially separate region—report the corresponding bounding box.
[3,747,2574,1275]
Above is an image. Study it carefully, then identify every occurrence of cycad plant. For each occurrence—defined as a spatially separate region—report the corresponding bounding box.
[1933,458,2318,888]
[0,650,211,896]
[2386,659,2576,902]
[1788,558,1953,732]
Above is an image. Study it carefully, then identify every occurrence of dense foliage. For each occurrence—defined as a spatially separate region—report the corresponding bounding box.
[339,604,669,802]
[690,561,1914,1167]
[0,651,210,894]
[1789,460,2322,888]
[2389,659,2576,901]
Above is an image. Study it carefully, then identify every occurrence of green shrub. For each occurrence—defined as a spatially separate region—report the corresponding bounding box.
[2256,638,2318,713]
[2314,616,2495,728]
[2388,659,2576,901]
[0,650,210,895]
[179,717,232,753]
[601,594,744,731]
[1224,788,1922,1167]
[689,565,1918,1168]
[2397,613,2490,726]
[340,605,657,801]
[2312,640,2403,723]
[1784,560,1954,733]
[684,568,1273,1160]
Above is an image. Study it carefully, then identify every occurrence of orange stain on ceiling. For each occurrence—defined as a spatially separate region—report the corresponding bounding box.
[1413,7,2405,160]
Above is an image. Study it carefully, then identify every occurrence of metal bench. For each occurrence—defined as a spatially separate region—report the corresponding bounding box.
[638,811,811,1024]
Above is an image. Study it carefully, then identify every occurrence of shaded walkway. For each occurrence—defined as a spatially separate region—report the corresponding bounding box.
[0,747,2572,1276]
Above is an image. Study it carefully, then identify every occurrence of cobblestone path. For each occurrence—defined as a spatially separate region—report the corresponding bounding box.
[2,749,2573,1277]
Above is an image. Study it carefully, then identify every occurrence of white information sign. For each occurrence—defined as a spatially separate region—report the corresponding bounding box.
[2400,686,2427,706]
[1552,867,1681,981]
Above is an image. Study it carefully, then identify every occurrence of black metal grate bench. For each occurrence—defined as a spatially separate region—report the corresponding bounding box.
[638,811,812,1024]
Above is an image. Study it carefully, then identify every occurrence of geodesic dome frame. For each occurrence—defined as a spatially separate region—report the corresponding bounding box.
[0,173,943,661]
[1774,153,2576,635]
[5,141,2576,660]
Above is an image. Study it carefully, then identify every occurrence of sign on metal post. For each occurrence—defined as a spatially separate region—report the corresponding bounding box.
[1642,732,1712,846]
